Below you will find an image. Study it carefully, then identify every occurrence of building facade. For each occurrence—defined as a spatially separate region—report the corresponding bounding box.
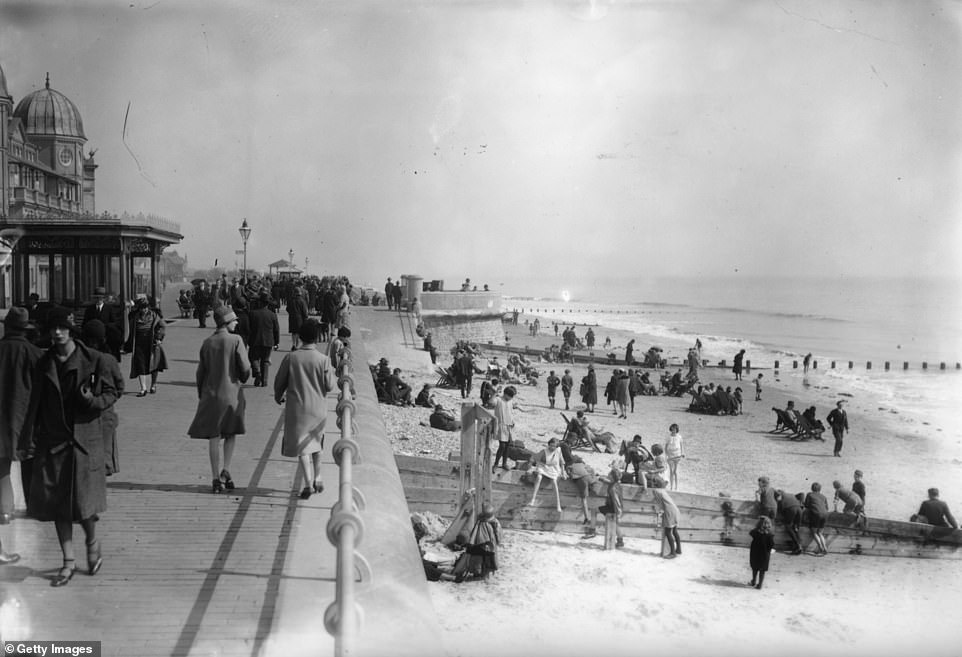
[0,61,181,310]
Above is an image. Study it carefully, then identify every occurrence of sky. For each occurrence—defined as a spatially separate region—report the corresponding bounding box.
[2,0,961,293]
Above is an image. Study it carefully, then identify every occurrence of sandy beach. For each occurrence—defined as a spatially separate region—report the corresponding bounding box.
[367,309,962,657]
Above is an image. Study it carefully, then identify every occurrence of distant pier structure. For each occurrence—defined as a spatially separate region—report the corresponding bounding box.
[406,276,504,352]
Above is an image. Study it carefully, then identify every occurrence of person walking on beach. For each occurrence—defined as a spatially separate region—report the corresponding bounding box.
[613,368,629,419]
[561,369,574,410]
[754,373,763,401]
[187,306,252,494]
[804,482,830,555]
[732,349,746,381]
[20,307,118,586]
[528,437,566,512]
[748,516,776,589]
[546,370,560,409]
[625,339,635,366]
[0,307,42,566]
[274,320,336,499]
[581,364,598,413]
[827,401,849,457]
[665,424,685,491]
[803,353,812,374]
[651,487,682,558]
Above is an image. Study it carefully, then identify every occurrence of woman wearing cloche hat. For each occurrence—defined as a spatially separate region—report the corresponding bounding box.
[187,305,252,493]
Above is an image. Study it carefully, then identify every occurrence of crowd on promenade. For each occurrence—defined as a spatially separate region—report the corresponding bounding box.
[0,271,361,588]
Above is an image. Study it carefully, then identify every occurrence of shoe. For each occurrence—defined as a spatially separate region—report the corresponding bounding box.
[86,540,103,576]
[149,385,157,394]
[313,480,324,494]
[748,581,756,587]
[755,584,763,590]
[664,553,676,559]
[299,487,312,499]
[219,469,235,490]
[675,547,682,555]
[136,390,148,397]
[212,478,224,494]
[615,538,624,548]
[0,552,21,565]
[51,561,76,587]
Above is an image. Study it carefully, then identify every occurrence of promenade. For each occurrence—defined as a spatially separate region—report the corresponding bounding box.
[1,290,440,656]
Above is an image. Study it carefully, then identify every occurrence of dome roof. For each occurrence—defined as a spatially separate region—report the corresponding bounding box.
[13,74,85,139]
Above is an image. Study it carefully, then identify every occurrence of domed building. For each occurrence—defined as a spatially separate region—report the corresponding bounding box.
[0,61,181,312]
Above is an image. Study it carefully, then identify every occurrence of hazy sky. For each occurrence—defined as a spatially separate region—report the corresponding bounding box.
[2,0,961,291]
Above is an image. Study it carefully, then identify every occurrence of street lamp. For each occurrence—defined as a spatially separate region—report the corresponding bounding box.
[288,249,294,271]
[238,219,251,279]
[305,257,309,274]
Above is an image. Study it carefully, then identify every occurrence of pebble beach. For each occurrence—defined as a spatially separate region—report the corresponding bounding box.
[368,310,962,657]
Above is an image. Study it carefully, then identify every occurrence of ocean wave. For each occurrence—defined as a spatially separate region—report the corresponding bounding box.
[701,306,850,324]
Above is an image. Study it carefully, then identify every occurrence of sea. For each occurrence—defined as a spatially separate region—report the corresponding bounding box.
[499,275,962,439]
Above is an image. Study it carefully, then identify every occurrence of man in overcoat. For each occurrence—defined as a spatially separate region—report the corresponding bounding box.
[0,307,43,564]
[248,293,280,387]
[82,286,124,361]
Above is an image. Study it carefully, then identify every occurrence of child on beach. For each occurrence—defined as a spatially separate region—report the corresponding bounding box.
[651,487,682,558]
[665,424,685,491]
[458,503,502,583]
[754,373,763,401]
[546,370,560,409]
[748,516,776,589]
[592,463,625,547]
[732,387,743,414]
[560,369,574,411]
[804,482,830,555]
[528,438,566,512]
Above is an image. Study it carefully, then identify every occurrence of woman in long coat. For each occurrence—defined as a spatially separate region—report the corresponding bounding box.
[187,307,251,493]
[287,286,310,351]
[581,364,598,412]
[19,307,118,586]
[273,320,336,498]
[124,294,167,396]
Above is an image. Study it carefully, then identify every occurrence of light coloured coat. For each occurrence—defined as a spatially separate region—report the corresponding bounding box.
[273,345,336,457]
[187,328,251,438]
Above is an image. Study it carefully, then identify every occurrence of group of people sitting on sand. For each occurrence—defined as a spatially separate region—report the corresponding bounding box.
[687,382,743,415]
[370,357,414,406]
[771,400,827,441]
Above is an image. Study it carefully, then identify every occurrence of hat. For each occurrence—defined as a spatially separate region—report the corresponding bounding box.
[233,296,248,310]
[214,306,238,326]
[93,286,107,297]
[47,306,75,330]
[588,363,594,369]
[82,319,106,343]
[854,470,863,476]
[3,307,32,331]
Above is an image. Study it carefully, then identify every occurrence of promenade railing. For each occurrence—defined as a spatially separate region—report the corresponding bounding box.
[325,343,371,656]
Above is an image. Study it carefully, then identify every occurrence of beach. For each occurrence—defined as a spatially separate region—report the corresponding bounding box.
[371,310,962,657]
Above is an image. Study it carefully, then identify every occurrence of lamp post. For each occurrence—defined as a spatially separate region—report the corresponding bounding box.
[288,249,294,273]
[305,257,309,274]
[238,219,251,279]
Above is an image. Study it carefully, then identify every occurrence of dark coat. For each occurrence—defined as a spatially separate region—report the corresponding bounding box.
[581,369,598,405]
[248,306,280,349]
[82,301,125,359]
[749,528,775,571]
[124,309,167,378]
[0,334,43,459]
[287,294,310,334]
[19,341,118,521]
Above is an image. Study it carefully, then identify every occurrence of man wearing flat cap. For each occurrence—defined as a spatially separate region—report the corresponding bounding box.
[82,286,124,361]
[0,308,43,565]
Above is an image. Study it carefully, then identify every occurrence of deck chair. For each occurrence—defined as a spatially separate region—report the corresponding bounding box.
[794,414,825,441]
[560,413,601,452]
[435,365,459,389]
[771,408,800,436]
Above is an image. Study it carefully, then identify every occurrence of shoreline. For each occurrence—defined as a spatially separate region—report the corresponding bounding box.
[366,307,962,657]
